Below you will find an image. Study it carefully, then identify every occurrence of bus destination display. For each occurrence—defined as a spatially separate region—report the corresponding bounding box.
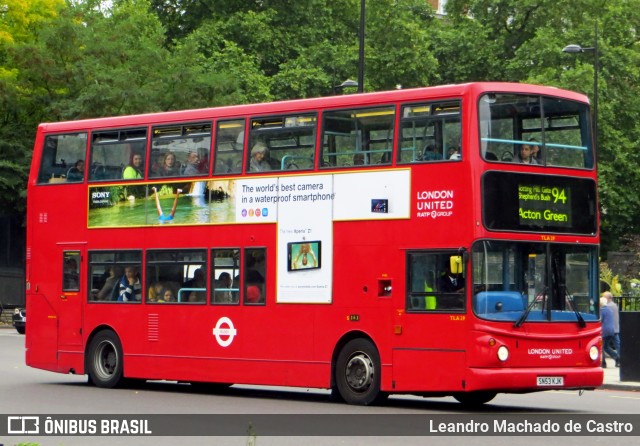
[483,171,596,235]
[518,183,571,227]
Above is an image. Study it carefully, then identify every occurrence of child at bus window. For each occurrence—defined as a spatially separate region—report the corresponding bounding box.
[118,266,142,302]
[158,288,175,303]
[249,142,271,172]
[123,153,144,179]
[148,281,164,302]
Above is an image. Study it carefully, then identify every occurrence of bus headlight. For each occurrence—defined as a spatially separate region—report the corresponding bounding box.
[497,346,509,362]
[589,346,599,361]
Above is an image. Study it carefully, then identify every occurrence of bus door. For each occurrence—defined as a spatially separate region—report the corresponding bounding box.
[57,246,85,347]
[393,251,467,391]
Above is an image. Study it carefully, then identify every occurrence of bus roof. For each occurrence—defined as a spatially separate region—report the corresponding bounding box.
[37,82,589,133]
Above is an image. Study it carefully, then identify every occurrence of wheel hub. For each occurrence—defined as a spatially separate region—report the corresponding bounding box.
[345,353,373,391]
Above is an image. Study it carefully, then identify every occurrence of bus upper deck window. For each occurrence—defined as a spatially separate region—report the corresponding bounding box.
[397,101,461,165]
[37,133,88,184]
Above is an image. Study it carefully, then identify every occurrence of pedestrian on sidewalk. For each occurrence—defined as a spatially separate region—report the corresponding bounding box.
[603,291,621,367]
[600,296,619,368]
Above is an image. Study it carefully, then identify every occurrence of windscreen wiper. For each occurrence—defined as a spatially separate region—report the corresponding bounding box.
[514,288,547,328]
[565,289,586,328]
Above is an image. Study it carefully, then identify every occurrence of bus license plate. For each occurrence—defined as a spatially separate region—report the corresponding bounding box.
[537,376,563,386]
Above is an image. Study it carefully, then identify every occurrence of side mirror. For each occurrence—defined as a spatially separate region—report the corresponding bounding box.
[450,255,463,275]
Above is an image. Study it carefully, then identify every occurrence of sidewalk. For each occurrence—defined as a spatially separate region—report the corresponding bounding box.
[601,357,640,391]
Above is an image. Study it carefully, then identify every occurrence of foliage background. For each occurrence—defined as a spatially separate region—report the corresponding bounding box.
[1,0,639,256]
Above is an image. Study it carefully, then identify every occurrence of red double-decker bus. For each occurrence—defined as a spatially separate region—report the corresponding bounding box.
[26,82,602,405]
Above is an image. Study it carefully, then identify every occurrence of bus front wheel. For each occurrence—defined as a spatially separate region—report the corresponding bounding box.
[335,338,385,405]
[86,330,124,388]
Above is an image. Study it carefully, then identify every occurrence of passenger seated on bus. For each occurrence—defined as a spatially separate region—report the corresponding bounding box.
[117,266,142,302]
[214,272,235,303]
[249,142,271,172]
[97,266,122,301]
[513,142,538,164]
[529,138,541,162]
[379,151,391,164]
[245,285,263,304]
[158,288,175,303]
[66,160,85,182]
[422,145,440,161]
[184,267,206,302]
[147,281,164,302]
[157,152,180,177]
[183,151,203,176]
[485,151,498,161]
[353,153,365,165]
[123,153,144,179]
[184,268,205,289]
[448,147,461,160]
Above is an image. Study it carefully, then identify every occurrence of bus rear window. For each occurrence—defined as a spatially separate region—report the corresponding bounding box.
[37,133,88,184]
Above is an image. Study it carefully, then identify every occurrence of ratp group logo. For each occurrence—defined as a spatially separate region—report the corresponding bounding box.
[8,416,40,434]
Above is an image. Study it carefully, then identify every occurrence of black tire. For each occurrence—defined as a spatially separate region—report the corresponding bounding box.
[335,338,384,405]
[16,327,25,335]
[86,330,124,388]
[453,391,497,406]
[190,382,232,393]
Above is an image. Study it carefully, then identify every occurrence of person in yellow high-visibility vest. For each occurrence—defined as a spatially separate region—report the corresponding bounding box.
[425,281,436,310]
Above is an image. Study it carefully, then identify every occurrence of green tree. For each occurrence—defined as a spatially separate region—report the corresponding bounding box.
[444,0,640,254]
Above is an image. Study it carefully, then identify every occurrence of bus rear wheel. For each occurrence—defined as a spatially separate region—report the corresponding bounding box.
[335,338,384,405]
[87,330,124,388]
[453,391,497,406]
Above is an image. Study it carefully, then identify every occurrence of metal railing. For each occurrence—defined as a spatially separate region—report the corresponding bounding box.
[614,295,640,312]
